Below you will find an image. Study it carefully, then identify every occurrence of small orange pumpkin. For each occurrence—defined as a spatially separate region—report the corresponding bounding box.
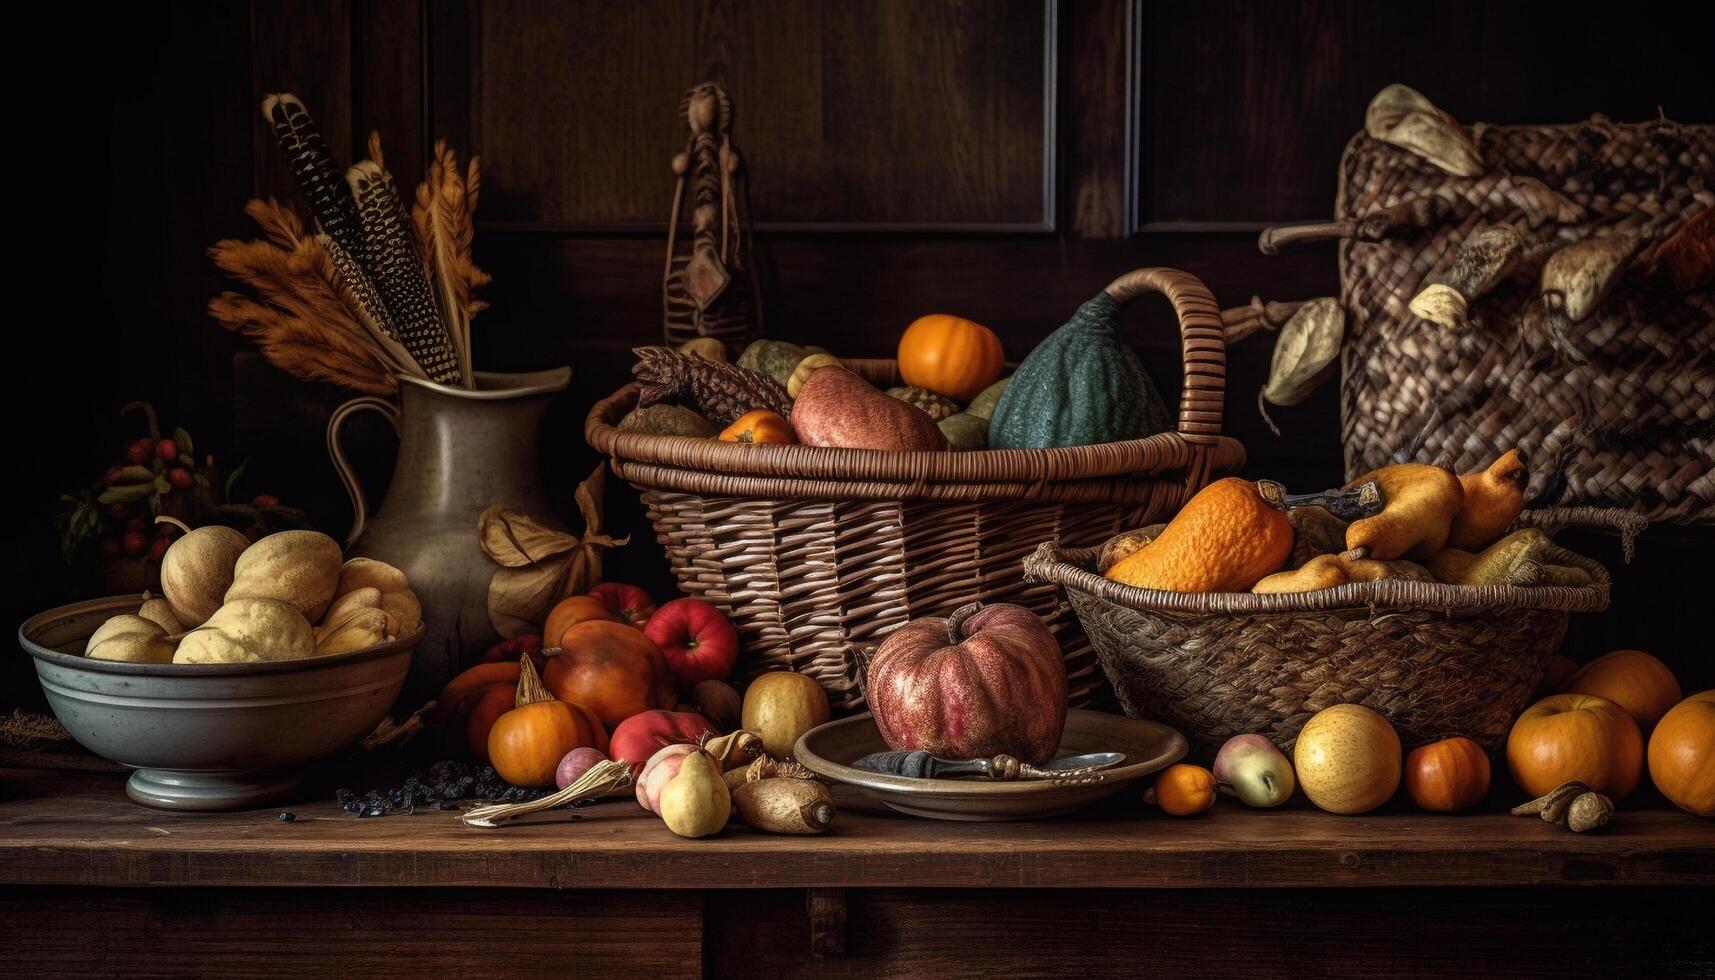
[543,595,621,648]
[1564,649,1681,733]
[1149,763,1216,816]
[1648,690,1714,817]
[1404,736,1490,812]
[1507,693,1643,800]
[487,657,608,787]
[897,314,1004,402]
[718,409,796,445]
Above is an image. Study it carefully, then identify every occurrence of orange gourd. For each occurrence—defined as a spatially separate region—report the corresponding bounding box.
[897,314,1004,402]
[438,661,520,720]
[544,620,676,729]
[1507,693,1643,801]
[1149,764,1216,816]
[1105,478,1293,593]
[543,595,621,648]
[1404,736,1491,812]
[1564,649,1681,733]
[718,409,796,445]
[487,656,608,787]
[1446,449,1527,551]
[1648,690,1714,817]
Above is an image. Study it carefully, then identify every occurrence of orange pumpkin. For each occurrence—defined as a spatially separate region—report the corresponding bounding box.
[1404,737,1491,812]
[487,657,608,787]
[465,684,517,762]
[1564,649,1681,732]
[718,409,796,445]
[544,620,675,729]
[1150,763,1216,816]
[543,595,621,648]
[1507,693,1643,800]
[1648,690,1714,817]
[897,314,1004,402]
[438,662,520,717]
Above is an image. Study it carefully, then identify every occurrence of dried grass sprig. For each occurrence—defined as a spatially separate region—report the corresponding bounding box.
[414,140,491,387]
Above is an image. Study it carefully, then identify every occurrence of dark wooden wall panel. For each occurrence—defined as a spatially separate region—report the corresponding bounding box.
[1137,0,1715,227]
[438,0,1051,228]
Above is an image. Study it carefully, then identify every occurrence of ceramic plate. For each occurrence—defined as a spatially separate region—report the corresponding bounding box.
[794,709,1187,821]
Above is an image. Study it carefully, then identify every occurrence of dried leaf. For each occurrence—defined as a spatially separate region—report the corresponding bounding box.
[1365,84,1484,177]
[1262,298,1345,407]
[481,465,628,637]
[477,507,579,568]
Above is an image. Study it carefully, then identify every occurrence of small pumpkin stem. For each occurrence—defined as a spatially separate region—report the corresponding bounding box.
[801,800,834,831]
[946,602,983,643]
[514,655,554,707]
[154,515,192,535]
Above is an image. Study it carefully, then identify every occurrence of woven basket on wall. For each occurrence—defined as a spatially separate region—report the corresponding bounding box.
[1273,113,1713,529]
[1023,541,1610,754]
[587,268,1245,708]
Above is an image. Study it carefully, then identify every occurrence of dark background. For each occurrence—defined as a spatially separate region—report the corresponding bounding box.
[9,0,1713,709]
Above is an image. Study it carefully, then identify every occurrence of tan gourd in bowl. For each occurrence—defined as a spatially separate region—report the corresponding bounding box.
[159,525,250,628]
[224,530,344,622]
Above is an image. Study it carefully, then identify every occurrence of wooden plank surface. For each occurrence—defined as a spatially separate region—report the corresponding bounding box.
[2,769,1709,890]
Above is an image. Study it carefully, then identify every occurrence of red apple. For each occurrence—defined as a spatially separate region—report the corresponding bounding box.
[607,709,718,776]
[866,602,1067,765]
[588,582,658,628]
[644,597,740,687]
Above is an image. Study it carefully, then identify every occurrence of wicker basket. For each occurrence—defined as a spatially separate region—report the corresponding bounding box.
[1023,541,1610,754]
[587,268,1245,708]
[1269,112,1713,528]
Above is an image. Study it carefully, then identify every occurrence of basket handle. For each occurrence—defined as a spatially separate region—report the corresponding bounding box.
[1103,267,1226,446]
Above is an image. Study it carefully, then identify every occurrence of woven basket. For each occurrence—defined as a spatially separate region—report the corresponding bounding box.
[1023,541,1610,754]
[1271,112,1713,527]
[587,268,1245,708]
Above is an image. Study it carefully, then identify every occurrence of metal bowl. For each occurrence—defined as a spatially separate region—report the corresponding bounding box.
[18,594,419,812]
[795,709,1187,821]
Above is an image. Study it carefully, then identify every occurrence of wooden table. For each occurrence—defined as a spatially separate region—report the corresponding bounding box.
[2,768,1711,977]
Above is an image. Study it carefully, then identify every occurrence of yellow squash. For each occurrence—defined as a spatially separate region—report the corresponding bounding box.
[1344,463,1465,561]
[1448,449,1527,550]
[1106,478,1293,593]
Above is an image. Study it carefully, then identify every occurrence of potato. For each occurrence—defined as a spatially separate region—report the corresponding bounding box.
[225,530,343,622]
[85,614,176,664]
[174,598,316,664]
[329,557,420,635]
[160,525,249,628]
[136,595,183,634]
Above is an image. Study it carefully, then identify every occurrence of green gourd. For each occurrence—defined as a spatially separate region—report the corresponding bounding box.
[965,376,1011,421]
[988,293,1171,449]
[738,340,829,387]
[938,412,988,450]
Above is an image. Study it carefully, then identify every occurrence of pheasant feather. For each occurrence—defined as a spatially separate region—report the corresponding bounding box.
[261,94,364,260]
[348,159,462,384]
[413,140,491,386]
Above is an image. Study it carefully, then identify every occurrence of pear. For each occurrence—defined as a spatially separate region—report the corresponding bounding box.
[1212,734,1297,807]
[657,749,731,839]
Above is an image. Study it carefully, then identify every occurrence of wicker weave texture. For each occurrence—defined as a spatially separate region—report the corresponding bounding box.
[644,492,1174,708]
[1027,543,1610,753]
[587,267,1243,708]
[1336,116,1714,524]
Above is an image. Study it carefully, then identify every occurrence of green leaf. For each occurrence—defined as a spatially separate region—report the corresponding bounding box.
[224,460,248,503]
[113,465,154,484]
[173,426,194,458]
[98,484,153,505]
[154,476,171,495]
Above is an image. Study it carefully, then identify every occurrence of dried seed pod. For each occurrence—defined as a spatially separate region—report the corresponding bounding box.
[1261,298,1345,408]
[1408,283,1469,330]
[1567,791,1614,832]
[1511,778,1592,818]
[1365,84,1484,177]
[1443,226,1523,300]
[1541,235,1638,324]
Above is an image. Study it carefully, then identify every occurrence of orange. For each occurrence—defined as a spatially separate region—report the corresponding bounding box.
[1151,764,1216,816]
[1648,690,1715,817]
[1564,649,1681,732]
[1105,478,1292,593]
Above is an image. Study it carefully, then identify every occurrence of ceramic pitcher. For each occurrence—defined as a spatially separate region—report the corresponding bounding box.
[327,367,570,703]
